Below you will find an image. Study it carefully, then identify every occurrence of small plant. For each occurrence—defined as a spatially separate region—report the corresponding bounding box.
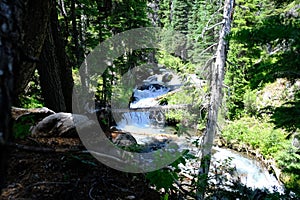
[19,70,44,108]
[243,88,258,116]
[13,115,35,139]
[145,150,195,194]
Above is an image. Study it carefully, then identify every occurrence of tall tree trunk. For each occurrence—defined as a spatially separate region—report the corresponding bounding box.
[196,0,235,199]
[38,23,67,112]
[50,5,74,113]
[0,0,21,190]
[38,5,74,113]
[13,0,52,105]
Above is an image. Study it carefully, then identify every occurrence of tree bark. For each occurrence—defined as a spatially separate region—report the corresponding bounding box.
[13,0,52,105]
[38,5,74,112]
[0,0,21,190]
[196,0,235,199]
[38,23,67,112]
[52,9,74,113]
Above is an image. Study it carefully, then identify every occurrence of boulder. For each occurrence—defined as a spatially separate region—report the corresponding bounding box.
[292,133,300,150]
[112,132,137,147]
[31,113,97,137]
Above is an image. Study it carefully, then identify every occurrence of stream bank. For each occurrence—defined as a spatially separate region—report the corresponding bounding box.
[215,135,282,185]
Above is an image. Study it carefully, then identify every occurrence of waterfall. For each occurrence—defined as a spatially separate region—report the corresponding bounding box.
[130,85,169,108]
[117,112,152,128]
[116,85,169,131]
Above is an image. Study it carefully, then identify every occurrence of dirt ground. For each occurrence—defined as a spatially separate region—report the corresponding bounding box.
[0,137,161,200]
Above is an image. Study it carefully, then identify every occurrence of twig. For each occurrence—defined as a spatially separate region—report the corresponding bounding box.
[26,137,41,146]
[166,167,197,198]
[174,179,196,199]
[25,181,70,190]
[6,142,128,165]
[112,104,192,113]
[201,21,224,37]
[180,172,194,180]
[89,186,96,200]
[111,183,133,193]
[154,88,183,100]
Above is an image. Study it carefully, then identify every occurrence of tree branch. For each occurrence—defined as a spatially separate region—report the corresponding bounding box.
[198,43,218,58]
[200,6,224,39]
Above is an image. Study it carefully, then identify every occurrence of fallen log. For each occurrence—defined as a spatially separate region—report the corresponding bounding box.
[112,104,192,113]
[11,107,55,120]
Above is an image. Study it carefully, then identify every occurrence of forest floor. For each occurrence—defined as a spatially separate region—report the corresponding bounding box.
[0,137,161,200]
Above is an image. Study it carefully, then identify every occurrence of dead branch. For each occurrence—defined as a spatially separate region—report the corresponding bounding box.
[200,6,224,39]
[154,88,183,101]
[89,185,96,200]
[11,106,55,120]
[112,104,192,113]
[198,43,218,58]
[25,181,71,191]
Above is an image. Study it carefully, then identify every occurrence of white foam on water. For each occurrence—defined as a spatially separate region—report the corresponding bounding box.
[130,86,169,109]
[117,85,169,128]
[213,146,284,193]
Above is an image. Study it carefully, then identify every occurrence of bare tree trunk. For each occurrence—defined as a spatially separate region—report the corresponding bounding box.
[0,0,21,190]
[196,0,235,199]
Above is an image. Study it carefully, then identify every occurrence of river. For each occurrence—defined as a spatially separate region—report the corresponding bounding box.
[113,76,283,193]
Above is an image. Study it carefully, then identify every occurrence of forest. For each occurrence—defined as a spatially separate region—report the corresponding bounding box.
[0,0,300,199]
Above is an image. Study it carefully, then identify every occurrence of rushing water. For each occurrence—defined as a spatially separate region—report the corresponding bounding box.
[116,85,170,132]
[212,147,283,192]
[130,86,170,108]
[116,83,283,193]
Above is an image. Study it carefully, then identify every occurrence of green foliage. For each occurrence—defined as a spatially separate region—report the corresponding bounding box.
[157,50,194,74]
[281,173,300,196]
[226,0,300,119]
[161,86,205,134]
[146,150,192,191]
[270,101,300,132]
[171,0,192,35]
[277,147,300,174]
[146,168,179,190]
[222,116,289,158]
[19,71,44,108]
[12,115,35,139]
[277,147,300,195]
[20,94,44,109]
[58,0,151,104]
[242,88,258,116]
[111,85,133,108]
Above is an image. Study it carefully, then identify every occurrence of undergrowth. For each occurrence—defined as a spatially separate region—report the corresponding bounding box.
[222,116,300,195]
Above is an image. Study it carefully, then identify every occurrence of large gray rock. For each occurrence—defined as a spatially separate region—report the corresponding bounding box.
[31,113,96,137]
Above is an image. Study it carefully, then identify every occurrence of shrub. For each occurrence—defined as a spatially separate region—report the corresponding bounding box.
[222,116,289,159]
